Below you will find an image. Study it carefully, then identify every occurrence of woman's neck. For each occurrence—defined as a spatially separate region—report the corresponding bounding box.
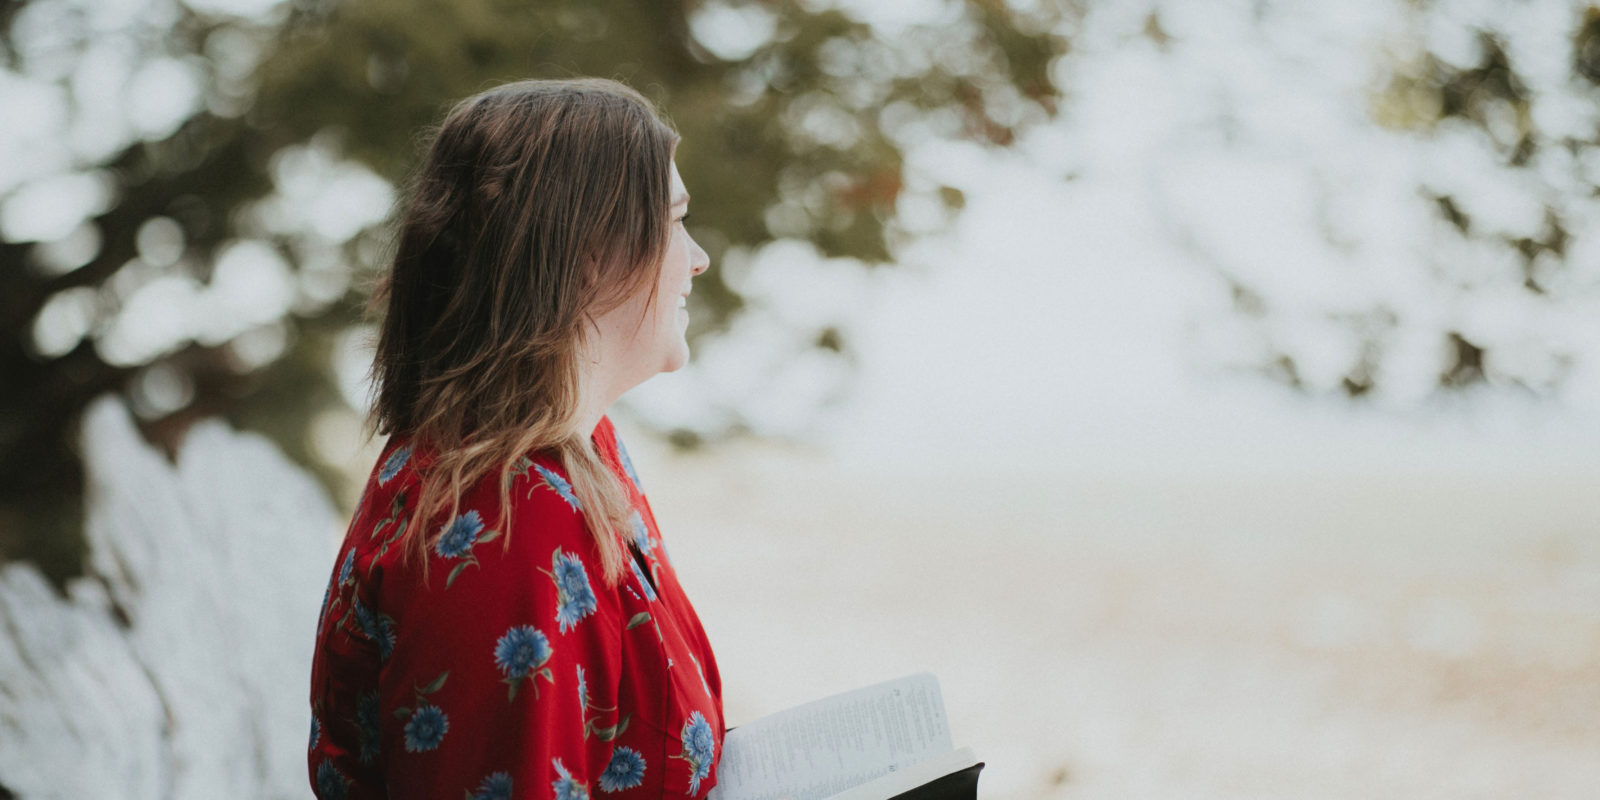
[573,323,654,442]
[573,354,627,442]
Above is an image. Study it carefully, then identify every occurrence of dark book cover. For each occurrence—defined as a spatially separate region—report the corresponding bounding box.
[887,762,984,800]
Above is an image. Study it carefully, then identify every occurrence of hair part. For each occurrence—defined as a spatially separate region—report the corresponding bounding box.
[363,77,680,585]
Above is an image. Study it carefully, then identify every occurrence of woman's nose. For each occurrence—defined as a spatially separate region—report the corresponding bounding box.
[690,238,710,276]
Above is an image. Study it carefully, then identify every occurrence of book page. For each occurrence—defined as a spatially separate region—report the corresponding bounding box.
[708,673,954,800]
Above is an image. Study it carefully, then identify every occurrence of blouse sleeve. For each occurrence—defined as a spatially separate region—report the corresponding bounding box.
[376,465,624,800]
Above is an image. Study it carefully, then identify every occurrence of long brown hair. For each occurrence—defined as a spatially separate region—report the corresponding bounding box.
[364,77,679,585]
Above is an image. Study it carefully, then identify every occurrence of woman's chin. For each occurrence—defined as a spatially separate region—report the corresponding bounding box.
[659,344,690,374]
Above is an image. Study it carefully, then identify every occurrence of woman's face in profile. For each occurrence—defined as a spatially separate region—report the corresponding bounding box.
[594,158,709,384]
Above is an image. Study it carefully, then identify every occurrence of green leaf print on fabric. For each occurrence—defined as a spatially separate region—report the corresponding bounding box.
[371,491,409,562]
[577,664,632,742]
[506,455,534,490]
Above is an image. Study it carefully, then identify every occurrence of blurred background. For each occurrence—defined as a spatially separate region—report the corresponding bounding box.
[2,0,1598,797]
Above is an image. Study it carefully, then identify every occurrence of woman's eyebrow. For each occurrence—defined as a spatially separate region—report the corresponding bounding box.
[671,192,691,207]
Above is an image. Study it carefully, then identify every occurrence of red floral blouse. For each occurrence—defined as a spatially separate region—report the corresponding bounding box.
[308,416,725,800]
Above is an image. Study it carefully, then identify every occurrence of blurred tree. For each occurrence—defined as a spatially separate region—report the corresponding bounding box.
[1361,20,1590,396]
[1175,1,1600,402]
[0,0,1078,584]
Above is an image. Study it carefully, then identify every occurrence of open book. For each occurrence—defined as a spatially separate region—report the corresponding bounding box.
[708,674,983,800]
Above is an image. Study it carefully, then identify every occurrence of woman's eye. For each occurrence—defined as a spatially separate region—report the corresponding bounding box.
[677,213,691,224]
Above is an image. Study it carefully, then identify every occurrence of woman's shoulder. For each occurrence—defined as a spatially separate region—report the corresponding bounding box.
[374,433,578,503]
[350,436,601,572]
[372,415,640,501]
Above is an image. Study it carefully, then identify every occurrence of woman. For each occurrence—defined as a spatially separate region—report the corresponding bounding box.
[307,78,721,800]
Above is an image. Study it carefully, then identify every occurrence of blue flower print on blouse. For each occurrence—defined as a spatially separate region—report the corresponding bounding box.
[542,547,598,633]
[630,512,654,557]
[309,714,320,751]
[403,703,449,752]
[315,760,350,800]
[396,671,450,752]
[378,444,412,485]
[355,690,380,764]
[629,557,658,602]
[616,437,643,492]
[348,596,397,660]
[434,509,502,587]
[317,581,332,629]
[534,464,582,511]
[337,549,356,587]
[600,746,647,793]
[470,772,514,800]
[493,624,554,701]
[435,510,483,558]
[552,758,592,800]
[349,595,374,633]
[676,711,716,795]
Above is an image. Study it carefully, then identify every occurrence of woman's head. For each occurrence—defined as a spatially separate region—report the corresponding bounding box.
[366,77,694,582]
[372,77,685,437]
